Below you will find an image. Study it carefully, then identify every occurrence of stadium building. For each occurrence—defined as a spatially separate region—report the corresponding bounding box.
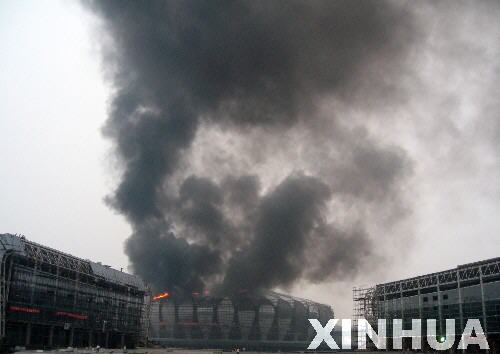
[354,256,500,351]
[0,234,147,349]
[149,291,334,350]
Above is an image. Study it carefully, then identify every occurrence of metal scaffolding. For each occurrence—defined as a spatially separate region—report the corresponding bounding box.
[352,285,378,328]
[354,256,500,351]
[0,233,147,349]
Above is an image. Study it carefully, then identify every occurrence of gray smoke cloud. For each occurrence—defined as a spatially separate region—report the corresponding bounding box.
[86,0,419,294]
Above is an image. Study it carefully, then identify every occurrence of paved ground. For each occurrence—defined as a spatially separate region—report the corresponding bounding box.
[15,349,405,354]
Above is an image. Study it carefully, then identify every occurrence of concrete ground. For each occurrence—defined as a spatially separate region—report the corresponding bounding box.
[15,349,405,354]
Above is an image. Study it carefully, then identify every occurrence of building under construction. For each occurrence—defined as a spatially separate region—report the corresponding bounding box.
[354,256,500,351]
[149,291,334,350]
[0,234,147,349]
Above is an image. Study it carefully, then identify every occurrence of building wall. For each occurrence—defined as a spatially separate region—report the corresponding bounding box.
[371,257,500,350]
[149,293,333,349]
[377,280,500,336]
[0,235,147,349]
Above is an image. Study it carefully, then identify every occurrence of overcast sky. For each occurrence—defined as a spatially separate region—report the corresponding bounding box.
[1,0,499,318]
[0,0,131,267]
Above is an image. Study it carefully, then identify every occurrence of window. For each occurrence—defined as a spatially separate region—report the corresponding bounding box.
[423,297,428,302]
[443,294,448,300]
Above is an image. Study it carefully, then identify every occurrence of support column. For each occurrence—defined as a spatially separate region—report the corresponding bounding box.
[29,261,38,305]
[457,270,464,332]
[69,327,74,347]
[480,271,488,332]
[418,287,423,320]
[384,292,388,319]
[48,325,54,347]
[105,331,109,348]
[25,323,32,347]
[400,287,404,319]
[88,330,93,348]
[399,287,406,351]
[383,291,389,352]
[437,284,443,335]
[480,271,489,354]
[120,333,125,348]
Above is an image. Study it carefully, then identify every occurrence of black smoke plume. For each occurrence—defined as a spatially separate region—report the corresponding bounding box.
[86,0,417,294]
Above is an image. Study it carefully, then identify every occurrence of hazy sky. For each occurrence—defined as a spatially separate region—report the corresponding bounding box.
[0,0,131,267]
[1,0,499,318]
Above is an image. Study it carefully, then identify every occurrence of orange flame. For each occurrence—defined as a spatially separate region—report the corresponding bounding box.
[153,292,170,301]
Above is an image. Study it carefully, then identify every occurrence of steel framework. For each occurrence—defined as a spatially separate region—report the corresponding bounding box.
[148,290,333,349]
[377,257,500,297]
[0,233,147,349]
[352,285,378,328]
[353,256,500,351]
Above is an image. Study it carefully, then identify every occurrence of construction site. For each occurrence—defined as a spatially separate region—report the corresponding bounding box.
[3,231,500,352]
[0,233,337,352]
[0,234,148,350]
[353,257,500,351]
[148,291,333,350]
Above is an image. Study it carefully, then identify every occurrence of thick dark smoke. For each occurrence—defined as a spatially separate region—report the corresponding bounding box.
[223,174,331,293]
[87,0,418,293]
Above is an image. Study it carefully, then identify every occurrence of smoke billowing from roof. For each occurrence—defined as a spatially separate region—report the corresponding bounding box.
[86,0,418,294]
